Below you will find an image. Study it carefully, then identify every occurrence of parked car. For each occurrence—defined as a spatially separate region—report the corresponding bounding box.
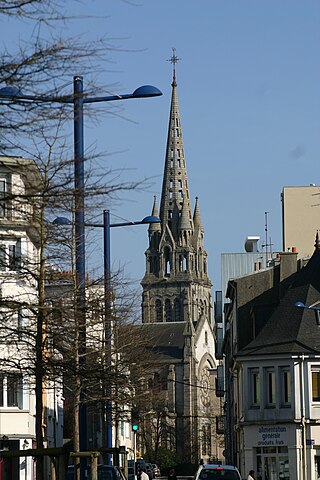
[152,465,161,478]
[145,463,154,480]
[67,464,127,480]
[194,464,241,480]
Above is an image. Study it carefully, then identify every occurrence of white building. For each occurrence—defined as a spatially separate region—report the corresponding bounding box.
[0,156,63,480]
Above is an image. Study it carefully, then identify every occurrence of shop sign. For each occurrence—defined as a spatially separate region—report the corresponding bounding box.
[257,426,287,446]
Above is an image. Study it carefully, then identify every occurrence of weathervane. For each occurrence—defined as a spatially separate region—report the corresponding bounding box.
[167,47,181,84]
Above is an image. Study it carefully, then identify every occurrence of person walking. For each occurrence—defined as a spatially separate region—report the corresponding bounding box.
[247,470,255,480]
[140,468,149,480]
[168,468,177,480]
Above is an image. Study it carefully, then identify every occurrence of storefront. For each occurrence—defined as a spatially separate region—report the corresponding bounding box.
[243,425,300,480]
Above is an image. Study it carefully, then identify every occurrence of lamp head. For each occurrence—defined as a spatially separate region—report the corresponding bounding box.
[294,301,306,308]
[53,216,72,225]
[0,86,22,97]
[141,215,160,224]
[132,85,162,98]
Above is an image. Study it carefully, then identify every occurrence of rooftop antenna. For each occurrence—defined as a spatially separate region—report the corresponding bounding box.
[264,211,269,266]
[261,211,274,266]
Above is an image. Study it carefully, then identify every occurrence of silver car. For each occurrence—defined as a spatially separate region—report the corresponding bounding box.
[194,464,241,480]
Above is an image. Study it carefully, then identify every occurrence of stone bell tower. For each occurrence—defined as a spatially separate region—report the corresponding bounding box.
[141,50,212,326]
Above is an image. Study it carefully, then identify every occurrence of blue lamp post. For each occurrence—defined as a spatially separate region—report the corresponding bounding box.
[54,210,160,461]
[0,77,162,477]
[86,210,160,458]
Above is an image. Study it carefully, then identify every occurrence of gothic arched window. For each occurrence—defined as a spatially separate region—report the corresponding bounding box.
[155,300,163,322]
[165,299,172,322]
[164,246,171,276]
[148,256,153,273]
[174,298,181,322]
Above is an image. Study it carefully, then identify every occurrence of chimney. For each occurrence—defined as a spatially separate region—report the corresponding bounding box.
[279,251,298,282]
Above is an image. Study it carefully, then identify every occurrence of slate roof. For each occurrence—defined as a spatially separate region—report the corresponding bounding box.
[237,247,320,356]
[135,322,186,361]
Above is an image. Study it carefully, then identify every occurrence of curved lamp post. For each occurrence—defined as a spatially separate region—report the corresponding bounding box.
[54,210,160,461]
[294,301,320,326]
[0,78,162,477]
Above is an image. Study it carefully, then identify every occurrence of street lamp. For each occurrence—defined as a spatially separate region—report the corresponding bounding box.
[294,301,320,326]
[54,210,160,460]
[0,77,162,477]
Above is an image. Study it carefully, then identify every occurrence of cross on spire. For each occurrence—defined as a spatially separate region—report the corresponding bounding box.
[167,47,181,85]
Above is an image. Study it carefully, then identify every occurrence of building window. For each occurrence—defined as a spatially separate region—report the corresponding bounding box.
[155,300,163,322]
[0,180,7,218]
[250,368,260,407]
[174,299,182,322]
[0,240,21,271]
[280,367,291,406]
[312,368,320,402]
[265,368,276,407]
[164,247,171,276]
[201,425,207,455]
[0,374,23,409]
[165,299,172,322]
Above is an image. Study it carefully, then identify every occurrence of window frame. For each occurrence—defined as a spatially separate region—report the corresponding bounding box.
[0,239,21,272]
[249,367,261,408]
[0,374,23,409]
[280,367,291,407]
[312,367,320,402]
[265,367,276,408]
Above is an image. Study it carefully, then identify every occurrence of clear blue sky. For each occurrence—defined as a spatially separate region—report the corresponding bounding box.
[2,0,320,293]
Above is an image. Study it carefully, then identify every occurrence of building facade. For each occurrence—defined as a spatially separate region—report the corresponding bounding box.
[282,185,320,259]
[224,240,320,480]
[139,59,222,470]
[0,156,63,480]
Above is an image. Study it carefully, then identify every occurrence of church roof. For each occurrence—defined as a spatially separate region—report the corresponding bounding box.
[237,239,320,356]
[137,322,186,360]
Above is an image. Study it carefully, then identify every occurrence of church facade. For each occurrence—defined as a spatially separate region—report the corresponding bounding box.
[137,55,223,469]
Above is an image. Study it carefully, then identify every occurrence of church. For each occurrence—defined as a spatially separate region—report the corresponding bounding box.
[135,52,223,470]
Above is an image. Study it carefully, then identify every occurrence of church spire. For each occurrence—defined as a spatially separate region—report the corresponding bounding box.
[160,48,193,240]
[141,52,212,326]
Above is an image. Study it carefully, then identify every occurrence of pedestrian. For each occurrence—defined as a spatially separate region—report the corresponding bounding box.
[247,470,255,480]
[140,468,149,480]
[168,468,177,480]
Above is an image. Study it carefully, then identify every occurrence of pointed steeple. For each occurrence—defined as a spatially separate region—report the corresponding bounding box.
[160,48,193,241]
[179,199,192,231]
[193,197,204,234]
[315,231,320,250]
[141,52,212,327]
[149,195,161,233]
